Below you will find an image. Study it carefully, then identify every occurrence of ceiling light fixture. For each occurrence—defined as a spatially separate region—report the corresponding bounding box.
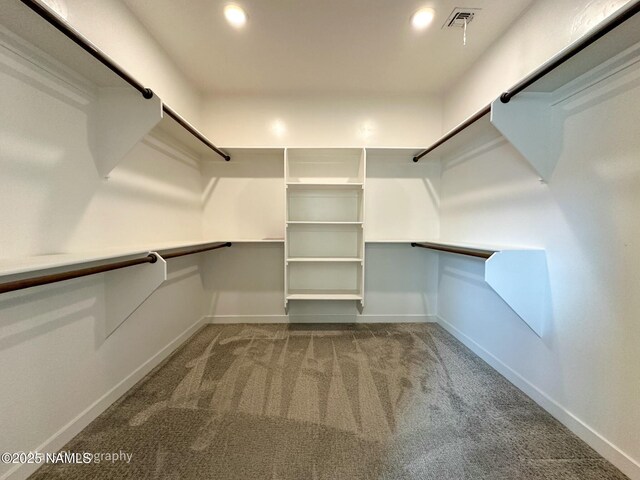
[224,4,247,28]
[411,7,435,31]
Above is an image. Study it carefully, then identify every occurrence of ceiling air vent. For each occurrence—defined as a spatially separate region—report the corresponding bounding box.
[443,8,481,28]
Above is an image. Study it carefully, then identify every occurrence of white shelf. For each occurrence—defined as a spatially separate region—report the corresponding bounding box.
[0,239,234,278]
[286,182,363,187]
[287,221,362,225]
[287,290,363,301]
[521,4,640,94]
[286,257,362,263]
[226,239,284,243]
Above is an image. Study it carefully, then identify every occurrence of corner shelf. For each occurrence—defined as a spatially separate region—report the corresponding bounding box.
[412,241,549,337]
[413,3,640,182]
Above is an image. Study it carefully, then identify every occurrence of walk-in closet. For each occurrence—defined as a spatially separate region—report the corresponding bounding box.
[1,0,639,478]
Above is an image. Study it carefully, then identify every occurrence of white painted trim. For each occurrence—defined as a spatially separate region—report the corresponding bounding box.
[436,315,640,480]
[3,316,208,480]
[206,314,437,324]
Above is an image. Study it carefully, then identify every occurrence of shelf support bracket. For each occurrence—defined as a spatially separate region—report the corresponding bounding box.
[91,87,162,178]
[100,252,167,340]
[490,93,561,182]
[484,250,550,337]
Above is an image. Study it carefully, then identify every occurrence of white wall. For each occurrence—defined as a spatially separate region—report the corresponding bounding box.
[199,148,441,323]
[61,0,202,123]
[0,5,209,478]
[0,43,204,257]
[201,243,438,323]
[443,0,632,130]
[436,2,640,476]
[202,93,441,148]
[0,258,206,480]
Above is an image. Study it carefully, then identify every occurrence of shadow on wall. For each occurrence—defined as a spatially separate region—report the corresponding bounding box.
[0,278,101,352]
[1,52,204,258]
[199,243,438,321]
[200,151,285,241]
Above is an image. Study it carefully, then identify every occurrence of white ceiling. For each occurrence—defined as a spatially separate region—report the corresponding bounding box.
[122,0,533,95]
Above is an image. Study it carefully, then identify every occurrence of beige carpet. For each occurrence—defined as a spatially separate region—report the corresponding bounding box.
[30,323,627,479]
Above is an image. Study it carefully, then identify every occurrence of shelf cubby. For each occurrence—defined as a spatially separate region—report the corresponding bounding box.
[287,224,363,259]
[287,184,363,223]
[286,148,365,184]
[287,262,362,299]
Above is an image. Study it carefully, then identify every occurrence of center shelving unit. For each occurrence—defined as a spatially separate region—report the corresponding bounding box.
[284,148,366,308]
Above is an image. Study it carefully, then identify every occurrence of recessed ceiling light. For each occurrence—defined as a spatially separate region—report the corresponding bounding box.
[224,4,247,28]
[411,7,435,30]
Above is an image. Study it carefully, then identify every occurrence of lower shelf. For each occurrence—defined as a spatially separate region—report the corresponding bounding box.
[287,257,362,263]
[286,289,363,301]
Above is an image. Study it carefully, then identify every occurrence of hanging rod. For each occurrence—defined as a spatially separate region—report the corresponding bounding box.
[0,254,158,295]
[500,0,640,103]
[411,242,494,259]
[414,1,640,162]
[19,0,153,99]
[162,105,231,161]
[413,105,491,162]
[157,242,232,259]
[0,242,233,295]
[19,0,230,162]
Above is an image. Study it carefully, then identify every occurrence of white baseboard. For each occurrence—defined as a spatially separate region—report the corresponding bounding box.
[436,315,640,480]
[206,314,437,324]
[4,316,207,480]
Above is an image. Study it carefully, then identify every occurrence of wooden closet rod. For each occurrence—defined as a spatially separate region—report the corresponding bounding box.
[500,0,640,103]
[157,242,233,259]
[19,0,230,162]
[19,0,153,99]
[0,243,232,295]
[161,106,231,161]
[411,242,494,259]
[413,105,491,163]
[414,0,640,163]
[0,254,158,295]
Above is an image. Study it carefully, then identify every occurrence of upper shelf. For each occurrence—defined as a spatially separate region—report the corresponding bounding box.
[503,1,640,98]
[286,148,365,184]
[1,0,229,169]
[0,0,129,90]
[413,2,640,165]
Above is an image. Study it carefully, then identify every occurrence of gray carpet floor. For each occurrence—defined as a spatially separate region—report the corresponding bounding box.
[30,323,627,479]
